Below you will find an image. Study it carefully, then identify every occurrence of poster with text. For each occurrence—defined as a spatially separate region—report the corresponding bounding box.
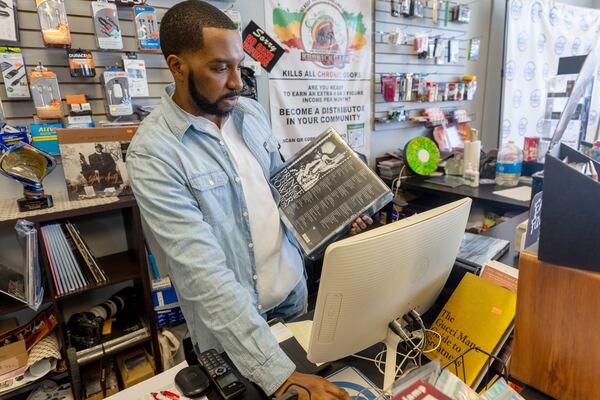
[265,0,372,159]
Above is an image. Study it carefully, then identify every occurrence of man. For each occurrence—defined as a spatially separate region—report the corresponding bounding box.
[126,1,371,398]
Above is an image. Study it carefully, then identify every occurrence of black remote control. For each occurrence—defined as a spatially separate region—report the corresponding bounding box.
[198,349,246,400]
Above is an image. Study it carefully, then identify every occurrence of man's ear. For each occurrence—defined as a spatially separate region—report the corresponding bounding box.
[166,54,187,83]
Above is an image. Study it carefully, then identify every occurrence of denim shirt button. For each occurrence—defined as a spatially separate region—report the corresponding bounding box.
[257,304,262,310]
[252,274,258,280]
[234,176,241,183]
[243,211,248,217]
[219,140,225,146]
[248,242,254,248]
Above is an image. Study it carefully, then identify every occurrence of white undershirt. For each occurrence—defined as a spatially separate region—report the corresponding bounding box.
[187,113,303,312]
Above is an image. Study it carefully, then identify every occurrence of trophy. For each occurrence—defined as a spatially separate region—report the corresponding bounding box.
[0,142,56,211]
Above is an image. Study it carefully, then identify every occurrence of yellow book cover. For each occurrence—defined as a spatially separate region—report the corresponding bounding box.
[425,273,517,387]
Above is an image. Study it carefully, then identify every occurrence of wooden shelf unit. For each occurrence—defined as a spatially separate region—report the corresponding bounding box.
[0,195,161,400]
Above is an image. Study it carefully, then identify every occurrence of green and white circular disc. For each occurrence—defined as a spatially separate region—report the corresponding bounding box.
[404,137,440,176]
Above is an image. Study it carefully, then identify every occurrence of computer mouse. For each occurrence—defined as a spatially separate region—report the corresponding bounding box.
[174,365,211,398]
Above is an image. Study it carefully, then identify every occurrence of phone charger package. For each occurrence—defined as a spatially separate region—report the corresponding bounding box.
[92,1,123,50]
[67,49,96,78]
[35,0,71,47]
[29,64,63,119]
[133,6,160,51]
[123,58,150,97]
[0,49,30,98]
[0,0,19,44]
[103,70,133,117]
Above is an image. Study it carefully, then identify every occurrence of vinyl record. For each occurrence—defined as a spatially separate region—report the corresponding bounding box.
[404,137,440,176]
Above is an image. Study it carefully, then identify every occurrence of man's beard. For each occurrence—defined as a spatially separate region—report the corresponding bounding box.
[188,71,241,117]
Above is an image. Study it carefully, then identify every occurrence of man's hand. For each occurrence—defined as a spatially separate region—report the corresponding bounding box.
[350,214,373,235]
[274,371,351,400]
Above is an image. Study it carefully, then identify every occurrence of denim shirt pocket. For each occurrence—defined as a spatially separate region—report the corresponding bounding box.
[189,170,231,226]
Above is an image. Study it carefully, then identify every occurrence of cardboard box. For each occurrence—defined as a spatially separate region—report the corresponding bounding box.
[116,348,155,388]
[0,340,27,376]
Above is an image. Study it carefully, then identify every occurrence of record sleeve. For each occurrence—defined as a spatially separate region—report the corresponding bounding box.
[270,128,392,258]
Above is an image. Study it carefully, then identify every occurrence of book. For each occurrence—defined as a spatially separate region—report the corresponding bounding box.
[456,232,510,271]
[393,380,451,400]
[480,260,519,293]
[270,127,392,258]
[425,273,517,387]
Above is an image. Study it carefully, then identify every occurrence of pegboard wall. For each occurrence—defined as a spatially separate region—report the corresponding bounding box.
[371,0,491,156]
[0,0,239,127]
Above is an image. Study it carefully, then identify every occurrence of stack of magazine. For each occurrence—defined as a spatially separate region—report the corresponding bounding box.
[40,222,107,296]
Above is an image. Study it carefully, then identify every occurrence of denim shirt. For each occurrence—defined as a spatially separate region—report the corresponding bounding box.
[126,84,296,395]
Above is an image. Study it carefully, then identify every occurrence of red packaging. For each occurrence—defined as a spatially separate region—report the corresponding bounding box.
[524,136,540,162]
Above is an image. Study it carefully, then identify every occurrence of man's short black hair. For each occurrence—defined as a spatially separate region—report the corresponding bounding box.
[160,0,237,59]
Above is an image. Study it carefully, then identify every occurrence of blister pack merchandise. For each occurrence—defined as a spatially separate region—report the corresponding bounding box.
[36,0,71,47]
[103,69,133,117]
[67,49,96,78]
[91,1,123,50]
[29,63,63,119]
[0,0,19,43]
[0,48,30,98]
[133,6,160,51]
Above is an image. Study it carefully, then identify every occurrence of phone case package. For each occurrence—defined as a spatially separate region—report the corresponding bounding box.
[103,70,133,117]
[0,0,19,44]
[91,1,123,50]
[29,64,63,119]
[133,6,160,51]
[123,57,149,97]
[35,0,71,47]
[67,49,96,78]
[0,48,30,98]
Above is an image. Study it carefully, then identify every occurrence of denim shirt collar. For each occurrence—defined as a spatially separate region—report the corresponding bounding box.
[161,83,255,142]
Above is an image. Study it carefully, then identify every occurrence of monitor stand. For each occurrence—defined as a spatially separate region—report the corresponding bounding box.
[382,327,403,392]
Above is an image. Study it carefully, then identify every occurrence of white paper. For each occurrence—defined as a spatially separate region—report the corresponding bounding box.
[269,322,293,343]
[492,186,532,202]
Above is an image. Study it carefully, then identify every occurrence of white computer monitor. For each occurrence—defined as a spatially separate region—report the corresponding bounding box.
[307,198,472,390]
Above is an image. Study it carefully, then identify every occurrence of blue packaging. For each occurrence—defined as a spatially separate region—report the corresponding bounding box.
[30,123,62,155]
[133,6,160,51]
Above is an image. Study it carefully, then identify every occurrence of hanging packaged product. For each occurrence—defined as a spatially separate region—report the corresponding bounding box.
[67,49,96,78]
[91,1,123,50]
[29,63,63,119]
[468,38,480,61]
[410,0,424,18]
[223,9,242,33]
[448,39,459,64]
[400,0,411,16]
[381,75,397,103]
[123,56,149,97]
[413,33,429,59]
[0,0,19,44]
[133,6,160,51]
[35,0,71,47]
[103,69,133,117]
[391,0,400,17]
[454,4,471,23]
[0,48,30,98]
